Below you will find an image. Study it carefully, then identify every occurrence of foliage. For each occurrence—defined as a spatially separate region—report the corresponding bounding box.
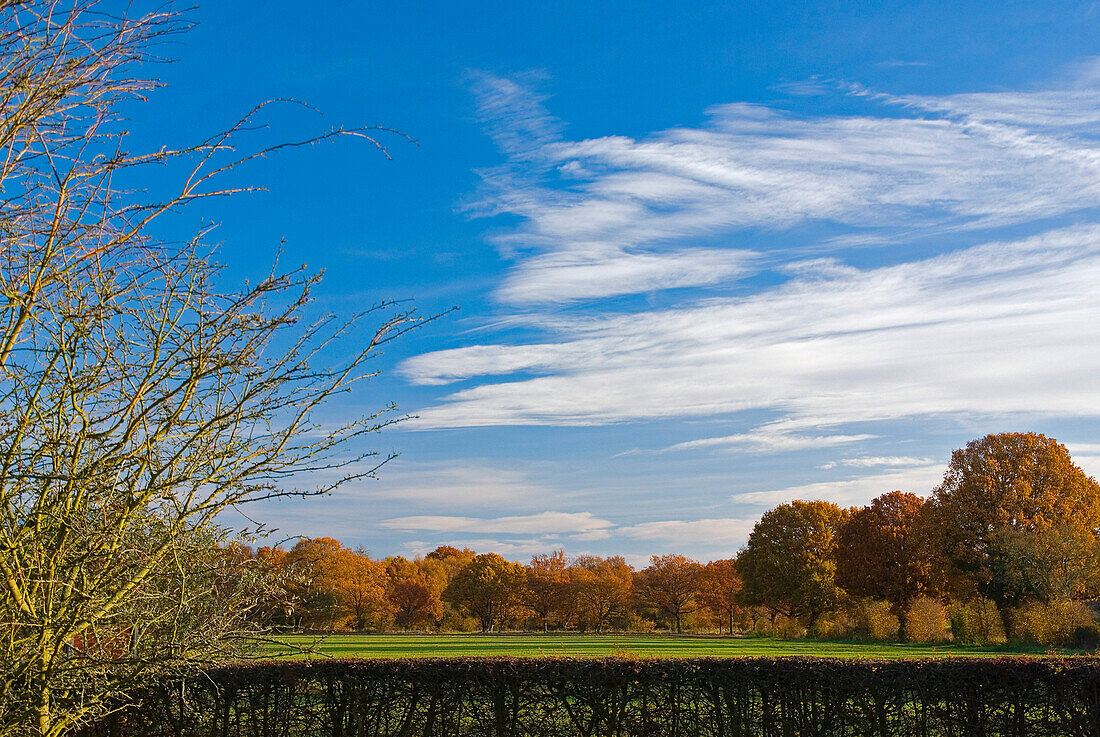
[925,432,1100,607]
[525,551,571,631]
[1009,600,1097,647]
[569,556,634,633]
[634,554,702,634]
[739,501,848,631]
[81,657,1100,737]
[833,599,900,641]
[443,554,528,632]
[948,597,1006,645]
[836,491,933,630]
[385,557,444,632]
[695,559,742,635]
[905,597,952,643]
[989,525,1100,605]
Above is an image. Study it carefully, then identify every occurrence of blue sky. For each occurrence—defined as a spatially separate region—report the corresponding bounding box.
[141,1,1100,563]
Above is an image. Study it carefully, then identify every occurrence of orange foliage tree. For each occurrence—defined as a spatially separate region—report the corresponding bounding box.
[696,558,742,634]
[443,553,528,632]
[570,556,634,632]
[385,557,444,631]
[836,491,933,631]
[924,432,1100,610]
[526,550,572,631]
[635,554,703,633]
[332,548,389,631]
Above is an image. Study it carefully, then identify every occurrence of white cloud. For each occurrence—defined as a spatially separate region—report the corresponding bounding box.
[496,245,754,304]
[369,464,554,507]
[407,225,1100,431]
[463,72,1100,309]
[730,464,946,507]
[380,511,613,536]
[619,518,757,547]
[400,538,550,561]
[667,428,875,453]
[398,71,1100,435]
[822,456,936,469]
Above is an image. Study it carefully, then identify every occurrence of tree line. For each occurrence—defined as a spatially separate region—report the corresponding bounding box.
[232,432,1100,646]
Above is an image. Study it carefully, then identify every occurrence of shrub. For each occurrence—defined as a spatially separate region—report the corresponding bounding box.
[949,597,1006,645]
[905,596,951,643]
[1010,600,1096,646]
[1072,625,1100,651]
[82,657,1100,737]
[773,613,806,639]
[833,599,900,641]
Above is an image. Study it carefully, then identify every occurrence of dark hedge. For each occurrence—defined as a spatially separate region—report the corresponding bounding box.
[84,657,1100,737]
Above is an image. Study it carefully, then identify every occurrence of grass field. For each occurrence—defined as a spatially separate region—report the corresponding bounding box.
[263,633,1063,660]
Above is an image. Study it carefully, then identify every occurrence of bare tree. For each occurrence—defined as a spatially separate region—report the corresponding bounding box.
[0,2,423,734]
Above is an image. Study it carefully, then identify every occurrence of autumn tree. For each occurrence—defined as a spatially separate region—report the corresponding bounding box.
[385,557,444,632]
[333,549,389,632]
[987,525,1100,605]
[442,553,528,632]
[924,433,1100,611]
[635,554,703,634]
[836,491,933,634]
[0,2,418,732]
[738,500,848,633]
[425,546,477,583]
[283,538,346,630]
[570,555,634,633]
[696,558,742,635]
[525,550,571,631]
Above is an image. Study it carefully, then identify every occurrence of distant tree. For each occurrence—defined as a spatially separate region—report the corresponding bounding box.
[332,548,389,632]
[284,538,347,630]
[425,546,477,582]
[696,559,743,635]
[526,550,571,631]
[385,557,444,631]
[570,555,634,632]
[738,500,848,632]
[443,553,528,632]
[635,554,703,634]
[924,433,1100,610]
[836,491,933,635]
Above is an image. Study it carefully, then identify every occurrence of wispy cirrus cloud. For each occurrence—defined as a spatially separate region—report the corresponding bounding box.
[730,464,947,507]
[666,427,875,453]
[398,66,1100,533]
[618,518,756,546]
[407,225,1100,432]
[819,456,936,470]
[380,511,613,535]
[459,71,1100,308]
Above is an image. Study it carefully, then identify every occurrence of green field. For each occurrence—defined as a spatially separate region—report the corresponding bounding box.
[264,634,1061,660]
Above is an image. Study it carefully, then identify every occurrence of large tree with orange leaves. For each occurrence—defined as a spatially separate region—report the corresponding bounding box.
[696,558,742,635]
[836,491,934,629]
[925,433,1100,609]
[570,555,634,633]
[635,554,703,634]
[385,557,444,631]
[442,553,528,632]
[526,551,571,631]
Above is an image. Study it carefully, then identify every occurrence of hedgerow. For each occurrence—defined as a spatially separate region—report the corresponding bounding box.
[84,656,1100,737]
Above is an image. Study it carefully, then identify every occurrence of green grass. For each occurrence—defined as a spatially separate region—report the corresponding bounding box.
[262,633,1063,660]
